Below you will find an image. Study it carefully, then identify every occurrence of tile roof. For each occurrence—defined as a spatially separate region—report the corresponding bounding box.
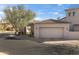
[35,19,69,24]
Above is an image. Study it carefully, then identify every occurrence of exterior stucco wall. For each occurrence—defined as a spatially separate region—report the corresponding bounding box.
[64,16,79,24]
[62,9,79,31]
[65,8,79,24]
[66,32,79,39]
[34,23,79,39]
[34,23,69,39]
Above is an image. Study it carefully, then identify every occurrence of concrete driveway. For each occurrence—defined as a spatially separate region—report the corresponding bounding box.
[42,40,79,45]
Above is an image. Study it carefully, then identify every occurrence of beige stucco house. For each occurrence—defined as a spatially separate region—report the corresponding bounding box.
[34,8,79,39]
[34,19,69,39]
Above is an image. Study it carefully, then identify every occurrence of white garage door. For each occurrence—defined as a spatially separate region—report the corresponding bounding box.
[39,27,64,38]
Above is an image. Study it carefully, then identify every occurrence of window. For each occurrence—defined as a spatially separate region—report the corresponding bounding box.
[68,12,71,16]
[73,24,79,31]
[73,12,75,16]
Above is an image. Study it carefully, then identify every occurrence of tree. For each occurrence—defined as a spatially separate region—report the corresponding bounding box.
[4,5,36,35]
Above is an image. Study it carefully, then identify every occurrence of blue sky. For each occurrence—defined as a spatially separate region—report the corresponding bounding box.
[0,4,79,20]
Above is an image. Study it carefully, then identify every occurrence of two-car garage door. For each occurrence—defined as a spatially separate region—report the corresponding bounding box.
[39,27,64,38]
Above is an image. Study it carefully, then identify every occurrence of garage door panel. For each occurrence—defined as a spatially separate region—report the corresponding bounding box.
[39,27,64,38]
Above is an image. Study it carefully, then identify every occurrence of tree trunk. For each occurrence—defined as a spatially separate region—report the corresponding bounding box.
[15,27,27,36]
[23,27,26,35]
[15,30,19,36]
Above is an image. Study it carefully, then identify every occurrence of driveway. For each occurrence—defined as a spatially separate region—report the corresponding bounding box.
[42,40,79,45]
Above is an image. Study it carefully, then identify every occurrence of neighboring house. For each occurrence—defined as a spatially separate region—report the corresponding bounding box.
[34,8,79,39]
[0,20,14,31]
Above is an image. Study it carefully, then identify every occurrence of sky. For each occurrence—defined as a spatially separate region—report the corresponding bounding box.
[0,4,79,21]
